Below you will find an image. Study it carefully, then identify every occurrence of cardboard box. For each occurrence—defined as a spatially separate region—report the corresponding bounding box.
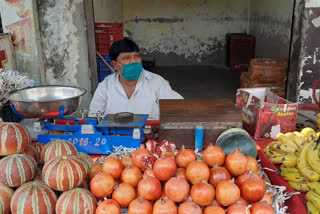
[236,88,298,140]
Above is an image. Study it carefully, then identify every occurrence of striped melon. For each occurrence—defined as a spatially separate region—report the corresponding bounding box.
[56,188,97,214]
[0,184,14,214]
[10,181,57,214]
[0,122,31,156]
[41,140,77,164]
[33,142,46,157]
[78,152,94,172]
[0,154,37,187]
[43,155,87,191]
[22,144,40,162]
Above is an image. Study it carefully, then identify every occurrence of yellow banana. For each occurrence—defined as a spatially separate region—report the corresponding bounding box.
[263,147,284,157]
[280,165,300,173]
[317,132,320,140]
[294,131,308,143]
[317,113,320,119]
[282,155,298,167]
[268,154,297,167]
[297,143,320,181]
[316,119,320,126]
[286,132,305,148]
[268,141,297,153]
[307,201,320,214]
[277,135,299,151]
[301,127,317,142]
[288,181,310,192]
[307,141,320,173]
[276,132,284,139]
[306,191,320,210]
[308,182,320,195]
[281,171,309,183]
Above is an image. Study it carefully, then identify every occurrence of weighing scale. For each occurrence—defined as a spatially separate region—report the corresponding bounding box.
[35,114,149,154]
[8,86,149,154]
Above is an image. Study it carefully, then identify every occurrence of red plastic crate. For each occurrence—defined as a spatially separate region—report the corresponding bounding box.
[226,33,255,71]
[95,23,123,55]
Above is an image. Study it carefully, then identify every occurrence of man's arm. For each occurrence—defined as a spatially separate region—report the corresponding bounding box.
[158,79,184,100]
[88,83,108,117]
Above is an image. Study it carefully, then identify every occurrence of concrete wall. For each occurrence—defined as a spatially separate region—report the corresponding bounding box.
[0,0,44,83]
[249,0,294,58]
[287,0,320,103]
[37,0,92,108]
[123,0,249,66]
[93,0,123,23]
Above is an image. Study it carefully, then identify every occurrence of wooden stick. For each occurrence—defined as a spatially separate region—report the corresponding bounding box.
[96,51,116,73]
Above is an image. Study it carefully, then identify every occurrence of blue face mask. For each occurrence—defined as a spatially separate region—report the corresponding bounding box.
[119,62,143,81]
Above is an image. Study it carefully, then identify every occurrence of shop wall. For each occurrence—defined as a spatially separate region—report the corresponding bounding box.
[249,0,294,59]
[123,0,249,66]
[37,0,92,108]
[93,0,123,23]
[0,0,44,83]
[287,0,320,103]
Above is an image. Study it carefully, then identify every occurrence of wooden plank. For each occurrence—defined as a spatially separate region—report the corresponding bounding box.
[159,99,243,149]
[160,99,242,122]
[83,0,98,95]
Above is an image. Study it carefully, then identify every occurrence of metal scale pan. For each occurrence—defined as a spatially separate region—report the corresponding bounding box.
[7,85,86,119]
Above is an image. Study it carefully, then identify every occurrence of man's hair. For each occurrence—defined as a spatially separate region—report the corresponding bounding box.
[109,39,140,61]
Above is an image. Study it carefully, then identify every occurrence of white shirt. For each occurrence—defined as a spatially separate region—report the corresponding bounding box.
[89,69,183,119]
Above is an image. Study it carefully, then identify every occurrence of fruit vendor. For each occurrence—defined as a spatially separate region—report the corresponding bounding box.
[89,39,183,119]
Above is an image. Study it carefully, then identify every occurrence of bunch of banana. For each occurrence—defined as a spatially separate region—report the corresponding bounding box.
[306,183,320,213]
[279,165,311,192]
[263,133,301,167]
[263,127,320,213]
[316,113,320,132]
[306,191,320,213]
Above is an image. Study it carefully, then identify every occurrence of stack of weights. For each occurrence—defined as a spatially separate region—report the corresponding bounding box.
[240,58,288,98]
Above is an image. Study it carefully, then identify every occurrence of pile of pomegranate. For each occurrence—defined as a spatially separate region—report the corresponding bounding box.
[89,141,274,214]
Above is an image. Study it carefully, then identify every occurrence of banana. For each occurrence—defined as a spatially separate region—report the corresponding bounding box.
[277,135,299,151]
[294,131,308,143]
[297,143,320,181]
[280,165,300,173]
[268,154,297,167]
[307,201,320,214]
[317,113,320,119]
[276,132,284,139]
[281,171,309,182]
[288,181,310,192]
[306,191,320,210]
[308,182,320,195]
[282,155,298,167]
[307,141,320,173]
[286,132,305,148]
[301,127,317,142]
[268,141,297,153]
[263,147,285,157]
